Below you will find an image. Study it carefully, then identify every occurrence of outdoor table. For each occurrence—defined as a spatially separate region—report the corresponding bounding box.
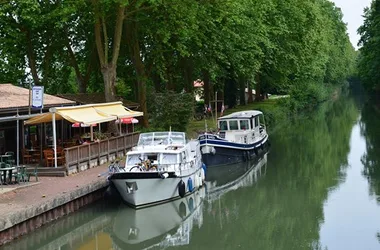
[26,149,39,153]
[0,167,15,184]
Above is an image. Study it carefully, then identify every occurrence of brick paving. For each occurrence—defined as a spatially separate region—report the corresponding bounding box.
[0,164,109,218]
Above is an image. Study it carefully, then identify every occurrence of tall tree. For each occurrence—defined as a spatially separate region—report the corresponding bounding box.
[92,0,125,102]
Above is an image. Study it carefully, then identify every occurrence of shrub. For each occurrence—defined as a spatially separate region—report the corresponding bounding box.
[147,91,195,132]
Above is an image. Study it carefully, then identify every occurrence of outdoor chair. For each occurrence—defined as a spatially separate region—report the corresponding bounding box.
[43,149,54,167]
[5,152,15,166]
[13,166,28,183]
[22,149,32,164]
[27,165,38,182]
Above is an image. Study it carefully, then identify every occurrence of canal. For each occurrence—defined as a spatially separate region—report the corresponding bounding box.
[4,91,380,250]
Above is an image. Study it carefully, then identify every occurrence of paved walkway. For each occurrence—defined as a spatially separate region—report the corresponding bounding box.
[0,164,110,225]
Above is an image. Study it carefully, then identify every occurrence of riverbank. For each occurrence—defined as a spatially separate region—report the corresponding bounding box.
[0,164,110,246]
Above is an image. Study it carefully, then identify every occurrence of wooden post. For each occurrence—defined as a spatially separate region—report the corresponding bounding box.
[88,144,91,169]
[77,146,79,172]
[98,140,100,165]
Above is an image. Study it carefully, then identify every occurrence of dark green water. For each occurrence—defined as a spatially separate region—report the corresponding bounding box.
[4,93,380,250]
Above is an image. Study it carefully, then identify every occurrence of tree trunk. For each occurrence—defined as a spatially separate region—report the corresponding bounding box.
[25,29,40,86]
[181,56,193,93]
[248,82,253,103]
[101,65,117,102]
[125,17,149,127]
[255,73,262,102]
[152,72,161,92]
[202,70,211,105]
[93,1,125,134]
[239,75,246,105]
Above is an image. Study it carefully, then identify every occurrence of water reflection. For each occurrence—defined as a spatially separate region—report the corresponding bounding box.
[110,152,268,250]
[7,93,378,250]
[360,102,380,197]
[111,188,205,249]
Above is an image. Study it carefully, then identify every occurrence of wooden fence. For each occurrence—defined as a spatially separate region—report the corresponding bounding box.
[63,132,140,175]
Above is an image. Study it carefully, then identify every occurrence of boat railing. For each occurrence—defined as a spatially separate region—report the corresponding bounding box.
[126,157,202,173]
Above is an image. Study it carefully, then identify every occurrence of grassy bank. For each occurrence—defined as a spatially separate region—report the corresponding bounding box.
[186,97,285,139]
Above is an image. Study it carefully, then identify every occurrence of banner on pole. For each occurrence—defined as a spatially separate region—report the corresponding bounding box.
[32,86,44,109]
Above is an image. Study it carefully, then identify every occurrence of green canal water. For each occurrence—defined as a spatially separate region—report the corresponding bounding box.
[4,92,380,250]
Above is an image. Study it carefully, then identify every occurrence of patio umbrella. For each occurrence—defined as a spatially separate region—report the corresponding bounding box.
[71,122,97,127]
[116,118,139,124]
[116,118,138,134]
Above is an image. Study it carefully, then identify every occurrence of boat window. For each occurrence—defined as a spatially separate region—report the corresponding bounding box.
[127,155,140,165]
[255,116,260,128]
[219,120,228,131]
[240,120,249,130]
[229,120,239,130]
[147,154,158,162]
[161,154,178,164]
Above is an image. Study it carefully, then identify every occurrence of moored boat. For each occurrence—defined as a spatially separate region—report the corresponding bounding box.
[108,131,206,208]
[198,110,269,167]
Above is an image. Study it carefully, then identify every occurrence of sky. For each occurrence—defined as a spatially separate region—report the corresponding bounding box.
[332,0,372,49]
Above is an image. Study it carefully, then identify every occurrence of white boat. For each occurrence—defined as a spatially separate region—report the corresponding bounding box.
[111,188,205,250]
[198,110,269,166]
[108,132,206,208]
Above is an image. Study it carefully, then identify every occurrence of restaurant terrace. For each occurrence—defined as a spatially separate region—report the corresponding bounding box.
[0,83,142,180]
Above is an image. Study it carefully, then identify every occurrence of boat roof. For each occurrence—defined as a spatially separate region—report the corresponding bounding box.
[218,110,263,120]
[137,131,186,146]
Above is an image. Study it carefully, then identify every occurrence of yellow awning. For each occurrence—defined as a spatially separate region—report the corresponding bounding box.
[24,101,143,125]
[56,106,116,125]
[93,102,143,118]
[25,113,63,125]
[25,105,117,125]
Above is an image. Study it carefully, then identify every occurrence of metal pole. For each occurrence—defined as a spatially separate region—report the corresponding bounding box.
[16,109,19,167]
[52,113,57,168]
[119,119,122,135]
[90,125,94,141]
[215,91,218,127]
[28,82,31,115]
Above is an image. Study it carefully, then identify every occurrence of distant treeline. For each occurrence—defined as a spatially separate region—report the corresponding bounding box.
[357,0,380,95]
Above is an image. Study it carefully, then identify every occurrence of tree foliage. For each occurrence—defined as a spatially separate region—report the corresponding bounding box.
[0,0,355,128]
[358,0,380,93]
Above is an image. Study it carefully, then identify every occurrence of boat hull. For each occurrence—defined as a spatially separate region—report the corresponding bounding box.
[109,167,205,208]
[200,134,269,167]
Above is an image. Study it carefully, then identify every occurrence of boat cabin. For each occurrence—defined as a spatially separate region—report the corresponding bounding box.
[126,132,197,170]
[217,111,266,142]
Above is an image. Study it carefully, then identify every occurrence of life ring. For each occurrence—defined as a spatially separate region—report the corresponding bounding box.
[178,180,186,198]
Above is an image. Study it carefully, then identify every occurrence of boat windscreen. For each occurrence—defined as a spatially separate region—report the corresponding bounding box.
[138,132,186,146]
[127,154,141,165]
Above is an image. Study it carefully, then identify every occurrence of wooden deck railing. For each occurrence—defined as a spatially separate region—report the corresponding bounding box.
[64,132,140,175]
